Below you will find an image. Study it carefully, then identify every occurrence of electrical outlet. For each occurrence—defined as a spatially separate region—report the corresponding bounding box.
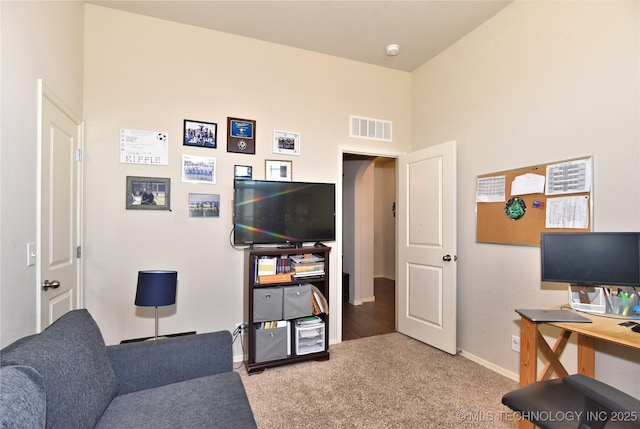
[511,335,520,352]
[234,323,246,334]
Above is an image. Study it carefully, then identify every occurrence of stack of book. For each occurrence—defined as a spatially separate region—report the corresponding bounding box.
[290,254,325,279]
[257,255,292,284]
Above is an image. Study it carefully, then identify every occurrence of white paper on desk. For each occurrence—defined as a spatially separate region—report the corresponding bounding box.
[511,173,545,196]
[545,195,589,228]
[476,176,506,202]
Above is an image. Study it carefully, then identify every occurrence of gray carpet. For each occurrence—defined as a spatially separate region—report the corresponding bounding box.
[238,332,519,428]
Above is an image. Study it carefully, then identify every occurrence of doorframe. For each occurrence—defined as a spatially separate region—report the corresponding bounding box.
[335,145,405,343]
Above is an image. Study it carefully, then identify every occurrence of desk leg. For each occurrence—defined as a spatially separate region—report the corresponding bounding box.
[577,334,595,377]
[518,317,537,429]
[519,316,538,386]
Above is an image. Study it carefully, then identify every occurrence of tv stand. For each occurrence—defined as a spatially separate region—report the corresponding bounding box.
[244,245,331,374]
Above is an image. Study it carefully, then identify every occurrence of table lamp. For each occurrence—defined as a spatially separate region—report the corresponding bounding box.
[135,270,177,340]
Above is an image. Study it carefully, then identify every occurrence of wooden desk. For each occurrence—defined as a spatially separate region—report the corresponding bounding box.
[518,307,640,429]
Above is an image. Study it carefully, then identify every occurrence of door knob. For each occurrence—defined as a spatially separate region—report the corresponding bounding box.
[42,280,60,291]
[442,255,452,262]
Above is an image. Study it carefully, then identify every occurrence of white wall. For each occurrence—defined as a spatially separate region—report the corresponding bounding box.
[82,5,411,351]
[0,1,84,347]
[411,0,640,394]
[374,158,396,280]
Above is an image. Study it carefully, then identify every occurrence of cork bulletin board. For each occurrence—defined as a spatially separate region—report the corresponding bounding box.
[476,156,592,246]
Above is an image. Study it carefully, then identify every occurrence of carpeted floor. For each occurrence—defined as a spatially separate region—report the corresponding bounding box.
[238,332,519,429]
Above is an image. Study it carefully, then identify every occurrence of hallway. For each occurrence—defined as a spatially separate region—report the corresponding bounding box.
[342,278,395,341]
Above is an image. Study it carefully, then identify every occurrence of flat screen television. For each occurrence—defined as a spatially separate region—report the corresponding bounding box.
[540,232,640,287]
[233,179,336,246]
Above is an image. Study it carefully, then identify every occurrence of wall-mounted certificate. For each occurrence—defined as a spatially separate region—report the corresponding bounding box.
[120,129,169,165]
[227,117,256,154]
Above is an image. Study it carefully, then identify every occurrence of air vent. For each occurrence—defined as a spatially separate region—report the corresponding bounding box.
[349,115,392,142]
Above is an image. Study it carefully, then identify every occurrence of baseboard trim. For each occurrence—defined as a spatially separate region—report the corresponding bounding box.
[459,349,518,382]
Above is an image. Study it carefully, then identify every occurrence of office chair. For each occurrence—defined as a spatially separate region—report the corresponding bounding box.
[502,374,640,429]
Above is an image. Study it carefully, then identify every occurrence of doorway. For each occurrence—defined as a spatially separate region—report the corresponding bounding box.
[341,154,396,340]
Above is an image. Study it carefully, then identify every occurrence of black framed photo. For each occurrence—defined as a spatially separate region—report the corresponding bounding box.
[234,165,253,180]
[184,119,217,148]
[126,176,171,210]
[227,117,256,154]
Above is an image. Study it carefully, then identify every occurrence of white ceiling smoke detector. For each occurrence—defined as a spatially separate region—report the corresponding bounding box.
[385,44,400,56]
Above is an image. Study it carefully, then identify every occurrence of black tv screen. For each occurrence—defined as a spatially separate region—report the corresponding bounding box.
[233,180,336,245]
[541,232,640,287]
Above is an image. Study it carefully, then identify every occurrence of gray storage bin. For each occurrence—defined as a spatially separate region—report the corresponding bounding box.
[283,284,312,319]
[254,326,288,362]
[253,287,283,322]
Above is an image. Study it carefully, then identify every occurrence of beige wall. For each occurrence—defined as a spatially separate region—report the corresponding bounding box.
[374,158,396,280]
[411,0,639,394]
[82,5,411,350]
[0,1,84,346]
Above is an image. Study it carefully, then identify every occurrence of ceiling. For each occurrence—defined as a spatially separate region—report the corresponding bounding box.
[88,0,512,72]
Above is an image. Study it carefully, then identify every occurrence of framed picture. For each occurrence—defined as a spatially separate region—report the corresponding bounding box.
[188,193,220,218]
[265,159,292,182]
[227,117,256,154]
[126,176,171,210]
[234,165,253,180]
[183,119,217,148]
[182,154,216,184]
[273,130,301,156]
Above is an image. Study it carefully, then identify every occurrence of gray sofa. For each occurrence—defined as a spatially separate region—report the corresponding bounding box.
[0,309,257,429]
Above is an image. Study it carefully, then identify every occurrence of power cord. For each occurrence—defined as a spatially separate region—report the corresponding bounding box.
[232,323,247,370]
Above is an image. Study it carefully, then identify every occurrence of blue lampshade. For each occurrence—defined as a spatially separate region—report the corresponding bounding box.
[135,270,177,307]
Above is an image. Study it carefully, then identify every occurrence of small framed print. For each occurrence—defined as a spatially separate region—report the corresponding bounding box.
[183,119,217,148]
[273,130,301,156]
[126,176,171,210]
[234,165,253,180]
[265,160,292,182]
[182,154,216,184]
[227,117,256,154]
[188,193,220,218]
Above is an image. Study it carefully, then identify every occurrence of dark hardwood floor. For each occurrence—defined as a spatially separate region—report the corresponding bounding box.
[342,277,396,341]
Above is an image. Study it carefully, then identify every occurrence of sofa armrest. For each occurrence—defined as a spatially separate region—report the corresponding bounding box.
[107,331,232,395]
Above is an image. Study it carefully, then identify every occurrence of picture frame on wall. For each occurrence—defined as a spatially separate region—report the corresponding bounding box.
[182,154,216,184]
[272,130,301,156]
[183,119,217,148]
[227,117,256,154]
[188,193,220,218]
[126,176,171,210]
[265,159,292,182]
[234,165,253,180]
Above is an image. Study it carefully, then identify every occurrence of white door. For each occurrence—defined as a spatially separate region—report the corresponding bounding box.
[397,141,457,354]
[38,80,83,330]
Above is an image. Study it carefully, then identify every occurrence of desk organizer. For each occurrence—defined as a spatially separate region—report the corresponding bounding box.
[607,291,638,316]
[294,323,325,356]
[568,286,606,314]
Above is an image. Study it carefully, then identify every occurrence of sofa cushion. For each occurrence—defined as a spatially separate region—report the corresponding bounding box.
[95,371,257,429]
[0,309,118,428]
[0,365,46,429]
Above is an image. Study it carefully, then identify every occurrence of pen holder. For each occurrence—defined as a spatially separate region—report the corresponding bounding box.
[608,292,638,316]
